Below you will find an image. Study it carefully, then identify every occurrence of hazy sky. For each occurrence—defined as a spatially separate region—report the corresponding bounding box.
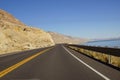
[0,0,120,39]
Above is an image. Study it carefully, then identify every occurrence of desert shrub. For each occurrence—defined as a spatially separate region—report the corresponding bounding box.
[69,46,120,68]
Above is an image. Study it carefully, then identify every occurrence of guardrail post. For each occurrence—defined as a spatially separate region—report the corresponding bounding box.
[108,55,111,64]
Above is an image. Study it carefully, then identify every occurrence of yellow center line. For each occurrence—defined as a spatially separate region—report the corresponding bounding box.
[0,47,52,78]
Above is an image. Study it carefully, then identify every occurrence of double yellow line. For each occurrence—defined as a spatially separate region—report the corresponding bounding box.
[0,48,52,78]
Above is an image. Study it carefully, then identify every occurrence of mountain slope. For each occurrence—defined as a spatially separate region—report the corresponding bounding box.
[0,9,25,26]
[0,9,54,54]
[48,32,87,44]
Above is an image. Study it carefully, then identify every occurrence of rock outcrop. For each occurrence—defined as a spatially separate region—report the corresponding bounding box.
[0,9,54,54]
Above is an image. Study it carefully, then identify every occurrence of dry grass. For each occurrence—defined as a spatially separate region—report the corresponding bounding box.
[0,9,55,55]
[69,46,120,68]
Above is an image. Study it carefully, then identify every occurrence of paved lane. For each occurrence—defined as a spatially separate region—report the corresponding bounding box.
[0,44,120,80]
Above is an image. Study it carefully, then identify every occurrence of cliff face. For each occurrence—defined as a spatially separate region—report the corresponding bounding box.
[48,32,87,44]
[0,9,54,54]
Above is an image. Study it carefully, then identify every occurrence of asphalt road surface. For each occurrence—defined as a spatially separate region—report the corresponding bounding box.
[0,44,120,80]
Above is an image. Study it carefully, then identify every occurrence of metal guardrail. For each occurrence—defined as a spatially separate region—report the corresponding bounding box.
[68,44,120,57]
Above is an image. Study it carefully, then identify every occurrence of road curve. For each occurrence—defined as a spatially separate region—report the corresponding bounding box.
[0,44,120,80]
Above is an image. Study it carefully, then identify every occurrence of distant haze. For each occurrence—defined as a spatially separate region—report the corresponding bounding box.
[84,39,120,48]
[48,32,87,44]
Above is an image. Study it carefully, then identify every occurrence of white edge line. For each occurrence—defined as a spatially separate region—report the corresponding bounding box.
[63,46,110,80]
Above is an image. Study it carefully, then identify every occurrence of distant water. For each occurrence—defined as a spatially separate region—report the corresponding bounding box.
[84,39,120,48]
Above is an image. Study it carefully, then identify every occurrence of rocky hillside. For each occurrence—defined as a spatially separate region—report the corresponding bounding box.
[0,9,54,54]
[48,32,87,44]
[0,9,25,26]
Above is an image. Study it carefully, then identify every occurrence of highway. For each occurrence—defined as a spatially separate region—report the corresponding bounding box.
[0,44,120,80]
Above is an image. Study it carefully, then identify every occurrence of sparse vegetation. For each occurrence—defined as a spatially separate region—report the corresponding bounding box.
[69,46,120,68]
[0,9,55,55]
